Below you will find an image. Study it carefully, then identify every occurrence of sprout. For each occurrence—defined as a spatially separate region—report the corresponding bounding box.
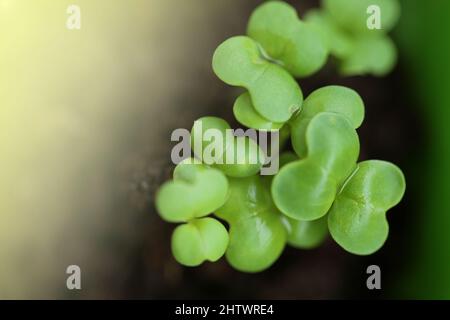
[190,116,265,177]
[290,85,365,158]
[156,159,229,223]
[155,0,406,272]
[272,112,360,221]
[328,160,406,255]
[215,175,286,272]
[233,93,284,130]
[172,217,229,266]
[212,36,303,123]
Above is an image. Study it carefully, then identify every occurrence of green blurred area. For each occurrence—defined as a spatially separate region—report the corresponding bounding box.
[395,0,450,298]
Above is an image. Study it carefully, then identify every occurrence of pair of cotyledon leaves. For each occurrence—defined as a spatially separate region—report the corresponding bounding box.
[156,0,404,269]
[156,159,229,266]
[157,114,333,271]
[272,86,405,255]
[156,157,285,271]
[157,115,273,270]
[157,86,405,270]
[213,0,400,132]
[213,1,326,128]
[157,156,323,272]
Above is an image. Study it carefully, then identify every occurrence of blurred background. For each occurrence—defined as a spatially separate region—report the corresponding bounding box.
[0,0,448,299]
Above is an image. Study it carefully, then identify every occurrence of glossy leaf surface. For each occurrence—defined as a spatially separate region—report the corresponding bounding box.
[216,175,286,272]
[212,36,303,122]
[156,159,229,222]
[171,217,229,266]
[328,160,405,255]
[273,112,360,221]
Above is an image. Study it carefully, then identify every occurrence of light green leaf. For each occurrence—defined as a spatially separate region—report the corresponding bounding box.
[290,85,364,158]
[328,160,406,255]
[247,1,328,77]
[212,36,303,122]
[191,116,265,177]
[171,217,229,266]
[156,159,229,222]
[216,175,286,272]
[272,112,360,220]
[233,92,284,130]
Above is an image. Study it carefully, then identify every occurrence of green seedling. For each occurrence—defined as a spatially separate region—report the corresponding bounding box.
[290,85,365,158]
[190,116,265,177]
[171,217,229,266]
[156,1,406,271]
[212,36,303,123]
[328,160,406,255]
[272,112,360,221]
[156,159,229,222]
[215,175,286,272]
[275,151,329,249]
[247,1,328,78]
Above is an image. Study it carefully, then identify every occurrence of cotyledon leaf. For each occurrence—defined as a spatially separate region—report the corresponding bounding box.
[190,116,265,177]
[290,85,364,158]
[233,92,284,130]
[272,112,360,221]
[156,159,229,223]
[215,175,287,273]
[328,160,406,255]
[212,36,303,123]
[171,217,229,266]
[247,1,328,77]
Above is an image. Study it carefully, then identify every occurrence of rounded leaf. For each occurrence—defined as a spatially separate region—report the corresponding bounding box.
[156,160,229,222]
[171,217,229,266]
[273,113,359,220]
[233,92,284,130]
[328,160,406,255]
[290,85,364,158]
[191,116,230,163]
[217,136,265,177]
[216,176,286,272]
[191,117,265,177]
[247,1,328,77]
[212,36,303,122]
